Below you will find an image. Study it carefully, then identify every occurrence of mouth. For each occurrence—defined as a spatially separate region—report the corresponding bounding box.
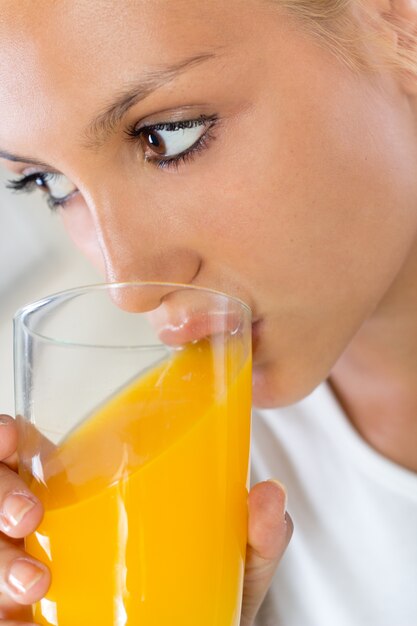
[152,308,253,348]
[158,319,262,353]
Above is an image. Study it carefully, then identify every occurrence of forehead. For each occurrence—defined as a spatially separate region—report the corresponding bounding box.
[0,0,234,69]
[0,0,256,157]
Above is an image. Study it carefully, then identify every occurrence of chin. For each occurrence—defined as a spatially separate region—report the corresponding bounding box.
[252,360,323,409]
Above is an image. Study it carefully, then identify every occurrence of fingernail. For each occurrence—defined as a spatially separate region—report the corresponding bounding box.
[267,479,288,512]
[7,558,45,594]
[0,414,11,425]
[1,492,38,528]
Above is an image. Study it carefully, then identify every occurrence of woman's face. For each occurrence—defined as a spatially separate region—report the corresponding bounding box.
[1,0,417,406]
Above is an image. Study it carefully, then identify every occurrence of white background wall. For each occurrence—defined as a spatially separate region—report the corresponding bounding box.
[0,166,99,414]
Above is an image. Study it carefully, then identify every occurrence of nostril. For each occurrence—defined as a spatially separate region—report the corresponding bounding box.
[190,257,203,286]
[106,282,177,314]
[102,242,203,294]
[103,254,203,314]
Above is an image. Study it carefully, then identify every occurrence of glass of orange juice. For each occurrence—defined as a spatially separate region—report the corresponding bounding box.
[14,282,252,626]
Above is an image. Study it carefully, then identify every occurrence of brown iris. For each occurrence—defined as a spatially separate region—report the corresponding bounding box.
[140,130,166,156]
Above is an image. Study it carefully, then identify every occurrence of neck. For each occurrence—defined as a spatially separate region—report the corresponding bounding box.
[329,239,417,473]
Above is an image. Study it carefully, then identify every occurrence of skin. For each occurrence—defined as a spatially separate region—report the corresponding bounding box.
[0,0,416,623]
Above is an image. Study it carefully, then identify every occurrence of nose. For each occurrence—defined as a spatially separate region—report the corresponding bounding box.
[87,192,202,312]
[88,192,202,311]
[102,235,201,286]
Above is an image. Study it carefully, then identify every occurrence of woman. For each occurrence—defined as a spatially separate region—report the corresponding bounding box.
[0,1,416,624]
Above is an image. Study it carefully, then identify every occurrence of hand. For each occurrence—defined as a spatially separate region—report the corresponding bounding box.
[0,414,50,625]
[240,480,293,626]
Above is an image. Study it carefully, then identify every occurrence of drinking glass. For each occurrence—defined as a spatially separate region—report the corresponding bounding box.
[14,282,252,626]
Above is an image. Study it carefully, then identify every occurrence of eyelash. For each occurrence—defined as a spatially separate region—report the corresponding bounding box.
[125,114,219,170]
[5,114,219,209]
[6,172,71,211]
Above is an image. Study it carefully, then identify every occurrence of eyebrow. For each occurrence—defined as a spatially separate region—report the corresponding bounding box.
[83,51,217,148]
[0,51,217,166]
[0,151,55,170]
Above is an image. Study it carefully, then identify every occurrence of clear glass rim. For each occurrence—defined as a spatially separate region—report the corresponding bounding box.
[14,281,252,346]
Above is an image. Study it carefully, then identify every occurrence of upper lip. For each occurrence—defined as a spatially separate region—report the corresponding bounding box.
[156,311,250,346]
[144,285,258,346]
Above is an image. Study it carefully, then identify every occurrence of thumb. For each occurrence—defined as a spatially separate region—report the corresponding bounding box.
[240,480,293,626]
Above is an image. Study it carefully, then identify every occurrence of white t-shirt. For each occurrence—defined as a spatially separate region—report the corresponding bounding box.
[251,381,417,626]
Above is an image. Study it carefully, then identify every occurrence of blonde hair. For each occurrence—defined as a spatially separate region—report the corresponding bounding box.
[270,0,417,79]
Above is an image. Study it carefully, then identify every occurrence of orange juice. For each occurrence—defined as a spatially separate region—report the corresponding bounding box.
[22,338,251,626]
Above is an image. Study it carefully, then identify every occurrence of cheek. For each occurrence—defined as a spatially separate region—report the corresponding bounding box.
[60,201,105,275]
[156,100,417,407]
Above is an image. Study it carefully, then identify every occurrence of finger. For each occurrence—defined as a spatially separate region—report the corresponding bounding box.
[0,417,18,470]
[0,534,50,607]
[0,538,30,620]
[0,584,33,622]
[240,480,293,626]
[0,465,43,539]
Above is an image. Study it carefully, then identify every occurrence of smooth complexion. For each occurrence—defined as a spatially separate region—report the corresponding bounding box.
[0,0,416,622]
[0,2,416,413]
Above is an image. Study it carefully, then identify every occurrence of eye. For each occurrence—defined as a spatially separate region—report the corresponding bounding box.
[141,121,208,158]
[6,171,78,209]
[127,115,218,168]
[39,172,76,202]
